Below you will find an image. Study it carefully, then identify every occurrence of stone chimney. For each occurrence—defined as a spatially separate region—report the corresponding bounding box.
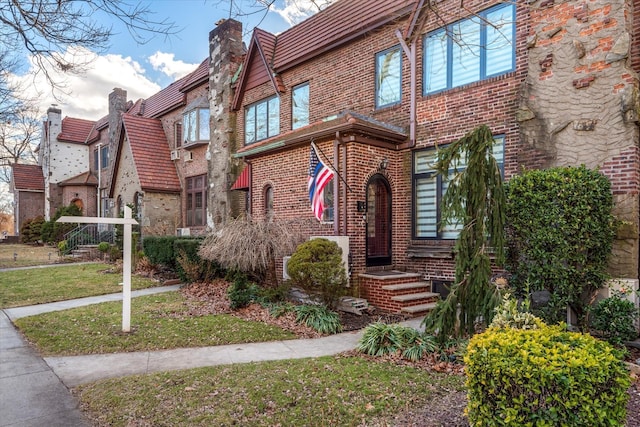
[108,88,127,145]
[207,19,244,231]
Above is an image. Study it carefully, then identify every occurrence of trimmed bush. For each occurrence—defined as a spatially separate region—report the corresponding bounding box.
[142,236,179,269]
[505,166,616,327]
[286,238,347,309]
[465,324,631,426]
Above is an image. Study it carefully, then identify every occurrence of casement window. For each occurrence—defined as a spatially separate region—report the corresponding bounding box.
[182,108,210,144]
[245,95,280,144]
[423,3,515,94]
[186,175,207,227]
[413,136,504,239]
[95,145,109,170]
[292,82,309,130]
[375,46,402,108]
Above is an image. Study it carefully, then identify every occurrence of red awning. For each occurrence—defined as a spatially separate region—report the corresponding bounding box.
[230,165,250,190]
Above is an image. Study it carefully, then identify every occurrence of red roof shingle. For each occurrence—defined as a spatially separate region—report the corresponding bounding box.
[121,114,181,193]
[11,164,44,191]
[58,117,99,144]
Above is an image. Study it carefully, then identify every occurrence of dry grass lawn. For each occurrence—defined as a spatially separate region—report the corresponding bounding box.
[0,243,63,268]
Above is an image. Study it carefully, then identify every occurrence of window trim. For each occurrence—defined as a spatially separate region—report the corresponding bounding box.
[375,45,402,109]
[422,3,515,95]
[412,136,505,240]
[245,95,280,145]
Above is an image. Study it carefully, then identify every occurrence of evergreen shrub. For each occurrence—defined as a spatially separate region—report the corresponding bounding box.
[142,236,178,269]
[505,166,616,327]
[286,238,347,309]
[465,324,631,426]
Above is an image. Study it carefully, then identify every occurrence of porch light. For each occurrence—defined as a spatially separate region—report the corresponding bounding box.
[380,158,389,170]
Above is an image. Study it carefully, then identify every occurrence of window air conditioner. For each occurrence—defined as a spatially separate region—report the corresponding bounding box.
[176,228,191,237]
[282,256,292,280]
[183,151,193,162]
[170,149,180,160]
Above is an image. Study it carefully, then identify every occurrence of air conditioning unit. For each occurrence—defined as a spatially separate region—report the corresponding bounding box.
[183,151,193,162]
[170,149,180,160]
[282,256,292,280]
[176,227,191,237]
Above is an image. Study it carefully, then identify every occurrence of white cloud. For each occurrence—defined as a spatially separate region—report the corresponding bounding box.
[271,0,337,26]
[149,52,200,81]
[10,47,162,121]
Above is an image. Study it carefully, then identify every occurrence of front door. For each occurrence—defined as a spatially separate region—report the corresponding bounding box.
[366,174,391,266]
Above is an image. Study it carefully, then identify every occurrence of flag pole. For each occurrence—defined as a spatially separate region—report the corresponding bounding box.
[311,140,353,193]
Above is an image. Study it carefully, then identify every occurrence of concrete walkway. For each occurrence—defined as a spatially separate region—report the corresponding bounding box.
[0,285,423,426]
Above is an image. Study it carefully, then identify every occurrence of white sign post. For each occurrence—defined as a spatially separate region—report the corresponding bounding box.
[57,206,138,332]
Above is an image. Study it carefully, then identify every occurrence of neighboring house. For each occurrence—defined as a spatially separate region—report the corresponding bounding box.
[17,20,244,239]
[231,0,639,313]
[37,109,100,220]
[9,163,45,234]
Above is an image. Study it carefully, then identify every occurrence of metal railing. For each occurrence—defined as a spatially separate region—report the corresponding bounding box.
[63,224,116,252]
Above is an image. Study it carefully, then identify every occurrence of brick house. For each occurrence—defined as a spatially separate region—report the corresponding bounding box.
[230,0,639,313]
[9,163,45,234]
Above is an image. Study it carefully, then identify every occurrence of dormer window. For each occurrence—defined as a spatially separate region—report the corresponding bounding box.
[182,96,210,145]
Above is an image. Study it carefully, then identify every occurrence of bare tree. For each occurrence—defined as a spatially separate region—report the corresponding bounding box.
[0,111,40,185]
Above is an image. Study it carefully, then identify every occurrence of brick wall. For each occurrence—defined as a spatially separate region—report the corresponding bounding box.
[239,0,639,288]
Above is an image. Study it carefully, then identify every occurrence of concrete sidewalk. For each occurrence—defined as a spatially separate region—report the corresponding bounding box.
[0,286,423,426]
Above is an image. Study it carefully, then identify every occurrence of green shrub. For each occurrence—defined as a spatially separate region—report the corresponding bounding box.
[97,242,111,253]
[505,166,616,328]
[142,236,178,269]
[20,216,45,243]
[357,322,436,361]
[57,240,69,255]
[591,289,639,345]
[465,324,631,426]
[256,282,291,304]
[227,272,260,310]
[41,204,82,244]
[293,305,342,334]
[286,238,347,309]
[174,238,223,283]
[489,293,543,330]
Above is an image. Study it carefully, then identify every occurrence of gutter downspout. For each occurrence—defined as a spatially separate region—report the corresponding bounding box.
[396,29,417,150]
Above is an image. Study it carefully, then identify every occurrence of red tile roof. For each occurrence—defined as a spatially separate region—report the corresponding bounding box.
[179,58,209,92]
[272,0,416,71]
[11,163,44,191]
[235,110,406,158]
[233,0,416,109]
[59,171,98,187]
[140,59,208,118]
[121,114,181,193]
[58,117,99,144]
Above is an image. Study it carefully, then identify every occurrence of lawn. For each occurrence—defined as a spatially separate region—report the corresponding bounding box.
[0,243,62,268]
[76,355,465,426]
[0,262,162,308]
[15,291,297,356]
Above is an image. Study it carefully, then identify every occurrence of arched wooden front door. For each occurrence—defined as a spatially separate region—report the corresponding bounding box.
[366,174,392,266]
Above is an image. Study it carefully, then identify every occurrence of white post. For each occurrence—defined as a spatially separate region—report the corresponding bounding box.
[56,213,138,333]
[122,206,133,332]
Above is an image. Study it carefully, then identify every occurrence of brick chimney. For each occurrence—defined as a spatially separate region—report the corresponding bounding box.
[108,88,127,145]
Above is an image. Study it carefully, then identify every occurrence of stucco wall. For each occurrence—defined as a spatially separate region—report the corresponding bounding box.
[519,0,640,278]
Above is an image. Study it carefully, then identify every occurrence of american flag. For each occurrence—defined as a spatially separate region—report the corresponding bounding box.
[308,144,334,221]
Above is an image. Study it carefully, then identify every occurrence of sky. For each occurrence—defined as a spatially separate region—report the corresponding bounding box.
[11,0,336,121]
